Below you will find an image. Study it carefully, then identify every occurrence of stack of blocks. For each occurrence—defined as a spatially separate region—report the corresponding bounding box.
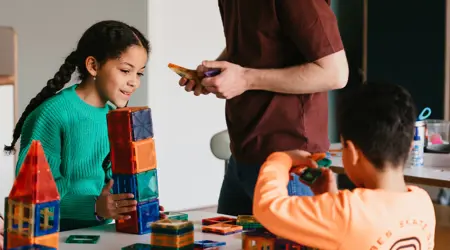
[150,219,194,249]
[107,107,160,234]
[3,140,60,249]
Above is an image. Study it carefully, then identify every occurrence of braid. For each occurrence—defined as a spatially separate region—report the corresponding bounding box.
[4,51,78,154]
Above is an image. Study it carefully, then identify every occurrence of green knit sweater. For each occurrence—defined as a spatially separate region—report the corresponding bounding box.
[15,84,113,230]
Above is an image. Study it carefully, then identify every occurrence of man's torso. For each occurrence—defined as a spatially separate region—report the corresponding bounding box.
[219,0,339,164]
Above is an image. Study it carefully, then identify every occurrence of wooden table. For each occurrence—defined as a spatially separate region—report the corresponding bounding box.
[329,143,450,188]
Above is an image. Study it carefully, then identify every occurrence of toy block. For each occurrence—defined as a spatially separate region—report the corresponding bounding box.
[6,200,35,237]
[34,201,59,237]
[33,233,58,249]
[9,141,60,204]
[5,199,59,239]
[236,215,263,230]
[275,238,311,250]
[242,230,276,250]
[111,138,157,174]
[202,216,236,225]
[150,220,194,248]
[65,235,100,244]
[107,107,153,143]
[6,233,58,249]
[8,245,56,250]
[202,223,243,235]
[194,240,226,250]
[116,199,159,234]
[168,63,201,84]
[151,231,194,248]
[112,169,159,203]
[167,63,221,84]
[163,211,188,221]
[150,219,194,235]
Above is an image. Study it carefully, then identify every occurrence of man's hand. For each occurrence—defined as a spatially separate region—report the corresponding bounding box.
[95,180,137,220]
[178,64,210,96]
[200,60,249,99]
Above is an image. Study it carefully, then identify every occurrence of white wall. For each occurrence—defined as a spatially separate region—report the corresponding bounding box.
[0,0,149,113]
[147,1,227,210]
[0,0,148,212]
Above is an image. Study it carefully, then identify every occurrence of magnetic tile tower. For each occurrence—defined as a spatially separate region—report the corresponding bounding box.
[4,140,60,250]
[107,106,160,234]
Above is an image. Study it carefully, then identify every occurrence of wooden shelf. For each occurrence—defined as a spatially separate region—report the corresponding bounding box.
[0,75,14,86]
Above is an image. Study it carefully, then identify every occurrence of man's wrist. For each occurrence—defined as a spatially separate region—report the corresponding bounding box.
[242,67,257,91]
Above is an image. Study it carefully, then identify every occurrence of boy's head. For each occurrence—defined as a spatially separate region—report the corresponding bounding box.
[337,82,417,186]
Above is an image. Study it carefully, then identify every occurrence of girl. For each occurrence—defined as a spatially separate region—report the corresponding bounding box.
[2,20,160,232]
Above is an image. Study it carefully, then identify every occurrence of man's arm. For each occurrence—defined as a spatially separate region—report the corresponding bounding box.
[245,51,348,94]
[253,152,350,249]
[245,0,348,94]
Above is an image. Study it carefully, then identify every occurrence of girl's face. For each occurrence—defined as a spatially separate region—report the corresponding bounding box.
[96,45,148,108]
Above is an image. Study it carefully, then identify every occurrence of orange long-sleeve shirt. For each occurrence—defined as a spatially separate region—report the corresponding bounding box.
[253,152,436,250]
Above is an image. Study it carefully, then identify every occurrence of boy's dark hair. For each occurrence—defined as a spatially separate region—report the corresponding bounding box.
[4,20,150,154]
[337,82,417,169]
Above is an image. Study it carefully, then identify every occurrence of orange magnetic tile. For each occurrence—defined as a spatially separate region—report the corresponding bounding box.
[202,216,236,225]
[167,63,200,84]
[6,232,33,248]
[34,232,59,248]
[111,138,157,175]
[9,140,60,204]
[151,231,194,248]
[133,138,157,173]
[202,223,243,235]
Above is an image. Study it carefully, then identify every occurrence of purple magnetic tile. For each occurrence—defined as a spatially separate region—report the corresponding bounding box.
[204,69,221,77]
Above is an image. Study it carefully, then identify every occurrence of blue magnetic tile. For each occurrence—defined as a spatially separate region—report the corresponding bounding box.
[194,240,226,248]
[112,174,137,198]
[113,170,159,203]
[34,200,60,237]
[137,199,160,234]
[9,245,56,250]
[131,108,153,141]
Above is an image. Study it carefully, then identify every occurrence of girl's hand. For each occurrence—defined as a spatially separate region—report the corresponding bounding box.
[95,180,137,220]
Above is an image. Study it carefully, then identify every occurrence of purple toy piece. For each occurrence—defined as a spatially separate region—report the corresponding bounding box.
[204,69,221,77]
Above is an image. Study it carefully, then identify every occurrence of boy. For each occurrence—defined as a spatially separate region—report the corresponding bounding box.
[253,83,436,249]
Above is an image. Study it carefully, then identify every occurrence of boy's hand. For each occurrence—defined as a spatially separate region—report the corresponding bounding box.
[96,180,137,220]
[292,167,338,195]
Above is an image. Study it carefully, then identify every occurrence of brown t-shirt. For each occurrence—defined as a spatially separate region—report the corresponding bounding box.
[219,0,344,165]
